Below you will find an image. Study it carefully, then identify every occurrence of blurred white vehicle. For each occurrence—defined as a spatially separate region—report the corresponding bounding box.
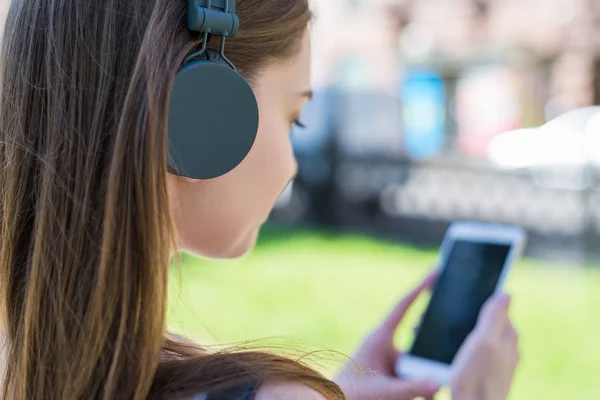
[487,106,600,190]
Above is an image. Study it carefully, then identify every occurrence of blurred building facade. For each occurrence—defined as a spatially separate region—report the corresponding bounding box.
[271,1,600,263]
[390,0,600,116]
[309,0,600,157]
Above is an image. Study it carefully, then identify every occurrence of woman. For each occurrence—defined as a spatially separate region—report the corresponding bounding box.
[0,0,519,399]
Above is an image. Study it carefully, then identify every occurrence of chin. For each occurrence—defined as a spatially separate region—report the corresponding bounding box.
[223,229,259,259]
[184,228,260,260]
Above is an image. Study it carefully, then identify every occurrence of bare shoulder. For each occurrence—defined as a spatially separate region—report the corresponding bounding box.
[255,380,327,400]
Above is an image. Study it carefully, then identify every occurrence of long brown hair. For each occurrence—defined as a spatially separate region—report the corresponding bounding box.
[0,0,345,399]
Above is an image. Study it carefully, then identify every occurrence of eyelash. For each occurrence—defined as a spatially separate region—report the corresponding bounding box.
[293,120,306,129]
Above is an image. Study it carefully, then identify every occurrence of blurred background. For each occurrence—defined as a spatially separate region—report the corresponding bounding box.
[1,0,598,399]
[273,0,600,264]
[170,1,600,400]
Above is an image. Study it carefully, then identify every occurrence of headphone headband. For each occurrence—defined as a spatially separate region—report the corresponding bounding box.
[188,0,239,37]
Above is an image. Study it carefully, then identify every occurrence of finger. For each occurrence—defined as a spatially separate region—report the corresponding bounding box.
[379,379,440,400]
[381,271,439,333]
[504,321,518,345]
[503,322,520,363]
[423,268,440,291]
[382,348,403,375]
[477,292,510,338]
[479,293,510,331]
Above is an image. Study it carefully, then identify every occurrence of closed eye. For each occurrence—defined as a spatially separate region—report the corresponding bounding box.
[293,120,306,129]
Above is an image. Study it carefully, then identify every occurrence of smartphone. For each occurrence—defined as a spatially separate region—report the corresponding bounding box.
[395,221,526,385]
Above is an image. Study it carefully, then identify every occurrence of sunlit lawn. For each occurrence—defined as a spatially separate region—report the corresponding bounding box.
[167,228,600,400]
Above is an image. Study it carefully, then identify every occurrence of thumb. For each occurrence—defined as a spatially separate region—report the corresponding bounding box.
[377,378,440,399]
[477,292,510,339]
[380,271,439,334]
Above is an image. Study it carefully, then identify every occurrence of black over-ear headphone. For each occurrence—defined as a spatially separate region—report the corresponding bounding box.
[167,0,259,180]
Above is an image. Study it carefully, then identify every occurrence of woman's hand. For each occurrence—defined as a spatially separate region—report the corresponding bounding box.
[335,272,441,400]
[450,293,520,400]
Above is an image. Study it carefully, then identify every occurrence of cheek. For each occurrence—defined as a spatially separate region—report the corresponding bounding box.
[252,115,297,179]
[232,109,298,215]
[171,104,297,259]
[243,85,299,193]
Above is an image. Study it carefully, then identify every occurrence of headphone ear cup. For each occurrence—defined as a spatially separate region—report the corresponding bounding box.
[168,59,259,180]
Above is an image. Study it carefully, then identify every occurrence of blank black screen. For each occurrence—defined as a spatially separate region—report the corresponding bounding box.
[410,240,511,364]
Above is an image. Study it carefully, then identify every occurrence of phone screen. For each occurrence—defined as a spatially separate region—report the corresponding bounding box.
[409,239,511,365]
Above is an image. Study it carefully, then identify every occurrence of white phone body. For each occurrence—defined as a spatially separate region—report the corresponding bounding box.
[395,221,527,386]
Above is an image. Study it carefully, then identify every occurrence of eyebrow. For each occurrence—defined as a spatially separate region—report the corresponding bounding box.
[300,90,313,100]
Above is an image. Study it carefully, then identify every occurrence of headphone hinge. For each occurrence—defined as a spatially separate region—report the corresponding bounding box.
[188,0,239,37]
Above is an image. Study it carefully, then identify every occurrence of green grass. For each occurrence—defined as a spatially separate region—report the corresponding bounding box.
[167,229,600,400]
